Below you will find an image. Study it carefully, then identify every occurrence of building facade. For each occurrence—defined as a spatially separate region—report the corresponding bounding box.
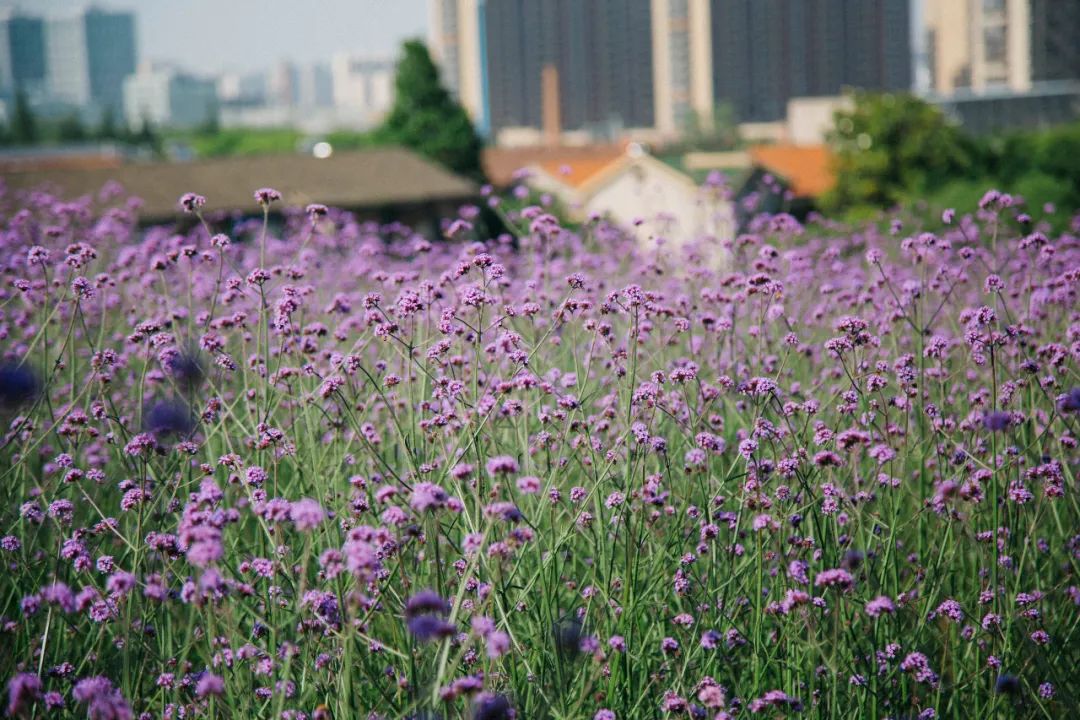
[45,8,135,115]
[0,11,47,96]
[710,0,910,123]
[431,0,656,139]
[925,0,1080,96]
[431,0,912,141]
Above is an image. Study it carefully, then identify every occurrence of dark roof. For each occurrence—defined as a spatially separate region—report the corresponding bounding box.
[1,147,478,221]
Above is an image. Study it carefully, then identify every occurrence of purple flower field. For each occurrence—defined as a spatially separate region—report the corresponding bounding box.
[1,182,1078,719]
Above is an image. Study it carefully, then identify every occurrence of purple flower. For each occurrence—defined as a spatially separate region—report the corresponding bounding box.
[410,482,449,512]
[814,568,854,590]
[195,672,225,698]
[1058,387,1080,413]
[289,498,326,531]
[143,399,196,437]
[982,411,1012,432]
[472,693,516,720]
[865,595,895,617]
[405,589,450,618]
[0,364,40,408]
[254,187,282,205]
[407,614,457,642]
[178,192,206,213]
[994,674,1020,695]
[7,673,42,717]
[73,677,131,720]
[486,455,520,476]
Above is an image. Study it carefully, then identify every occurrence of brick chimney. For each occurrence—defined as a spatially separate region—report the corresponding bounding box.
[541,64,561,147]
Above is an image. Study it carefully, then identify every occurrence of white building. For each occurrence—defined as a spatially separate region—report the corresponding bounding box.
[123,65,217,129]
[525,145,735,262]
[330,54,395,124]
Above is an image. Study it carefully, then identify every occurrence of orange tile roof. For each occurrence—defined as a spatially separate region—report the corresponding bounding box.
[747,144,836,198]
[535,154,624,189]
[482,145,626,187]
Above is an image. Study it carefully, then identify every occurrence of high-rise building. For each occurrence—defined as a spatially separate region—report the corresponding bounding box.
[925,0,1079,96]
[46,7,135,114]
[1029,0,1080,84]
[432,0,913,141]
[0,10,47,96]
[710,0,911,123]
[431,0,656,139]
[651,0,714,136]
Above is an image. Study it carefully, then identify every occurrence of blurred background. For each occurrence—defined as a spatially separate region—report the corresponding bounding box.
[0,0,1077,232]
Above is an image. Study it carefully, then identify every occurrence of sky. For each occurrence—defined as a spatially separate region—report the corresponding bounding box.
[2,0,428,75]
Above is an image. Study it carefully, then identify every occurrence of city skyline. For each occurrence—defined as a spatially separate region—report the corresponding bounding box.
[0,0,426,75]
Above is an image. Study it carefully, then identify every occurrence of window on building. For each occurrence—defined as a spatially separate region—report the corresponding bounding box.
[984,25,1007,64]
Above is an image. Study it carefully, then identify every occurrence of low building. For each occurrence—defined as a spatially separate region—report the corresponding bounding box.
[3,147,479,236]
[522,144,735,256]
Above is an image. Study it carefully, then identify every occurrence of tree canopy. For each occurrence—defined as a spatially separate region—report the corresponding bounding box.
[825,92,978,210]
[375,40,484,181]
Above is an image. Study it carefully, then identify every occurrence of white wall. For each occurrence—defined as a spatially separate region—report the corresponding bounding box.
[585,158,735,252]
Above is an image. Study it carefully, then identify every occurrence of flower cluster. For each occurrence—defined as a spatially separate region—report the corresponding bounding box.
[0,183,1076,719]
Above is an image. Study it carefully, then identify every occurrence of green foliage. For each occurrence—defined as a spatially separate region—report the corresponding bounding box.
[10,89,38,145]
[677,101,742,152]
[188,127,303,158]
[827,92,1080,227]
[323,129,379,152]
[825,92,976,210]
[375,39,484,180]
[97,107,120,141]
[56,112,88,142]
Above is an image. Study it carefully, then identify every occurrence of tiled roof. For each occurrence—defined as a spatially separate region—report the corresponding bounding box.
[747,144,836,198]
[2,147,478,221]
[482,145,626,187]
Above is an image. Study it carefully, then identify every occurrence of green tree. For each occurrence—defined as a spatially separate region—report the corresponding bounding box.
[680,101,741,151]
[11,89,38,145]
[825,92,977,211]
[135,116,164,157]
[196,99,220,136]
[97,107,120,140]
[376,39,483,180]
[57,112,88,142]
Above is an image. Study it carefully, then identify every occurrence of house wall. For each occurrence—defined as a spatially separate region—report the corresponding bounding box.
[584,159,734,266]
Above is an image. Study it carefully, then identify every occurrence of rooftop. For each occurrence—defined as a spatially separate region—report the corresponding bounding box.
[747,144,836,198]
[2,147,478,222]
[482,144,627,188]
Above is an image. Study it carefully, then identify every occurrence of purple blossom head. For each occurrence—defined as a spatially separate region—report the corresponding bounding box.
[472,693,516,720]
[406,614,457,642]
[195,672,225,698]
[994,674,1020,695]
[1058,387,1080,414]
[254,187,282,206]
[405,589,450,618]
[7,673,42,717]
[410,482,449,512]
[485,455,520,476]
[290,498,326,531]
[143,399,196,438]
[72,677,131,720]
[178,192,206,213]
[982,411,1012,432]
[0,363,40,409]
